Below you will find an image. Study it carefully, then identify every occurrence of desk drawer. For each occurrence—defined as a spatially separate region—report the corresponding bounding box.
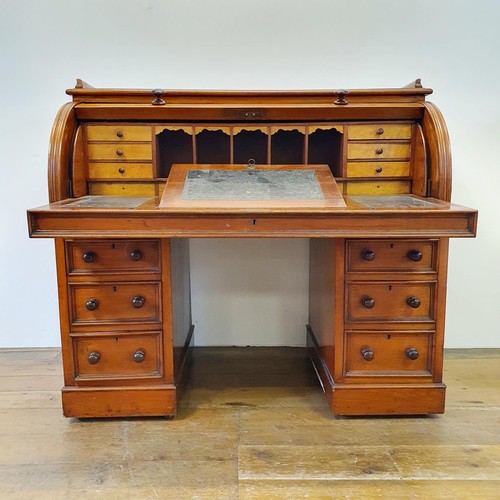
[67,240,160,275]
[348,124,412,140]
[74,332,162,379]
[347,143,411,160]
[346,161,410,178]
[88,143,153,161]
[88,163,153,180]
[70,283,161,325]
[346,282,434,323]
[345,331,432,374]
[86,125,152,142]
[347,240,436,272]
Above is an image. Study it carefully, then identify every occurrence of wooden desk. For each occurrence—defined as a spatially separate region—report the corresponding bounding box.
[27,80,477,417]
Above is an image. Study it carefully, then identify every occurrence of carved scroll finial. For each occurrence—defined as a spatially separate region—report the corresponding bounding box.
[75,79,94,89]
[334,89,349,105]
[403,79,423,89]
[152,88,166,105]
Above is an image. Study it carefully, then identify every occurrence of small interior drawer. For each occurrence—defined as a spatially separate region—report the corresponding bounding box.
[347,143,411,160]
[86,125,152,142]
[347,124,412,140]
[346,161,410,178]
[87,143,153,161]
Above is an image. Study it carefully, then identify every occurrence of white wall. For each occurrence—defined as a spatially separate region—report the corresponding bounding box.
[1,0,498,348]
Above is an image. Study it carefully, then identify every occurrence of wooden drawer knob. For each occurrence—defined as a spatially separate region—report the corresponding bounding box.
[407,296,421,308]
[132,295,145,308]
[118,167,125,174]
[133,350,145,363]
[129,249,142,261]
[406,348,419,360]
[375,166,383,173]
[376,128,384,135]
[116,130,124,138]
[407,250,423,262]
[361,296,375,308]
[87,351,101,364]
[375,148,383,155]
[116,149,123,156]
[82,251,96,263]
[85,298,99,311]
[361,347,374,361]
[362,250,375,261]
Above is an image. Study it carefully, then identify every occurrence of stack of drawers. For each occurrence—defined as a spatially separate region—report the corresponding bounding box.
[64,239,165,389]
[345,123,412,195]
[344,239,438,381]
[86,125,155,196]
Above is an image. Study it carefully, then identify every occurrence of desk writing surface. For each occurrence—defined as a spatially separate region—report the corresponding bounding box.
[159,164,346,210]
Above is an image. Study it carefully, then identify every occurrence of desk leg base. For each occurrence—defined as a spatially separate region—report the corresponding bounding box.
[330,384,446,416]
[61,385,177,418]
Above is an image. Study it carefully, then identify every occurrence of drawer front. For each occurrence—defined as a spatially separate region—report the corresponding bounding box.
[88,181,157,197]
[74,333,162,379]
[88,143,153,161]
[86,125,152,142]
[346,282,434,322]
[70,283,161,324]
[347,240,436,272]
[345,331,432,374]
[348,124,412,140]
[88,163,153,180]
[67,240,160,274]
[347,143,411,160]
[346,161,410,178]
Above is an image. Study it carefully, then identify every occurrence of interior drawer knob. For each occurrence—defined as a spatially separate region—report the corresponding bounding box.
[361,347,374,361]
[375,166,383,173]
[133,350,145,363]
[361,296,375,308]
[116,149,123,156]
[407,296,421,308]
[406,348,419,360]
[362,250,376,261]
[129,249,142,261]
[87,351,101,364]
[132,295,145,308]
[376,128,384,135]
[375,148,383,155]
[116,130,124,138]
[85,298,99,311]
[82,251,97,263]
[407,250,423,262]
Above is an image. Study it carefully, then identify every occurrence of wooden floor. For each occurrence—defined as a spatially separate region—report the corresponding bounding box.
[0,347,499,499]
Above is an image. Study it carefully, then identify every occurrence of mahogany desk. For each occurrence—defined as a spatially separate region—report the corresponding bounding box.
[27,80,477,418]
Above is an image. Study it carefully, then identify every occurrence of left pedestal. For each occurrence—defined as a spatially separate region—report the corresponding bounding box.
[54,237,193,418]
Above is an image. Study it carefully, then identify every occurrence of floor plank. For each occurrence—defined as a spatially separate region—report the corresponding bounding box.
[0,346,498,499]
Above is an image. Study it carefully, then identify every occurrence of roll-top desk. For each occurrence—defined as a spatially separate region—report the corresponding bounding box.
[27,79,477,418]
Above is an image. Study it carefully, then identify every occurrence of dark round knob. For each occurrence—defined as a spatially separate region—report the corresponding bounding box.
[362,250,375,261]
[407,296,421,308]
[375,148,383,155]
[406,348,419,360]
[85,298,99,311]
[407,250,423,262]
[361,347,374,361]
[87,351,101,364]
[116,149,123,156]
[129,249,142,261]
[375,166,383,173]
[118,167,125,174]
[376,128,384,135]
[361,296,375,308]
[116,130,124,138]
[133,350,145,363]
[82,251,96,263]
[132,295,145,308]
